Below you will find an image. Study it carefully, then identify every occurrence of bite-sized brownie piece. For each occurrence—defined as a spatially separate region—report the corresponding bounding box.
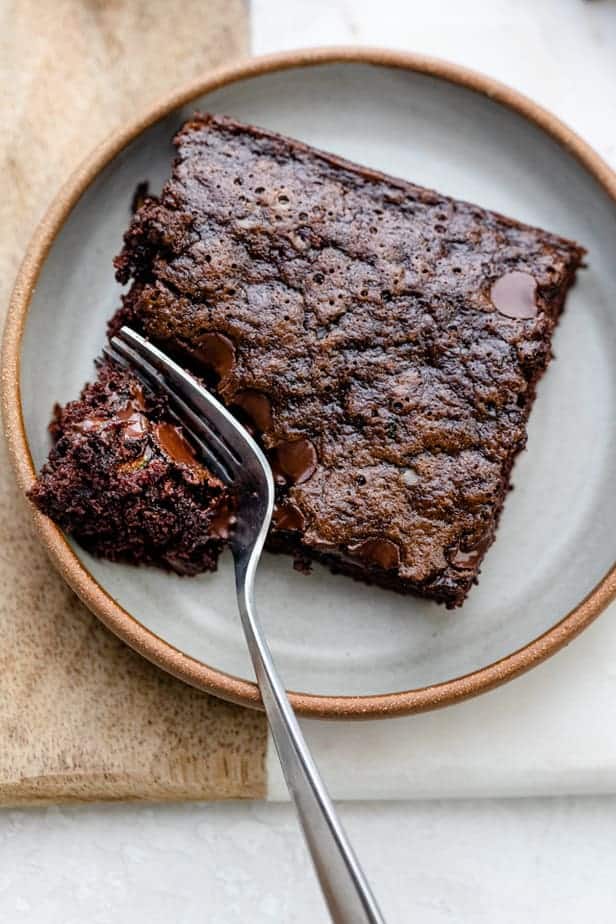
[109,113,584,606]
[29,359,234,575]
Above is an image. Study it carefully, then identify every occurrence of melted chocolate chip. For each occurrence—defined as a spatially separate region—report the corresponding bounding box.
[233,390,273,432]
[274,438,317,484]
[209,502,237,539]
[193,332,236,378]
[272,501,306,531]
[349,537,401,570]
[76,387,150,439]
[490,271,538,319]
[116,405,148,440]
[268,454,288,487]
[154,422,200,467]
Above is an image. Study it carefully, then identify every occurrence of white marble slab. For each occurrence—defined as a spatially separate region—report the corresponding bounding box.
[254,0,616,170]
[2,796,616,923]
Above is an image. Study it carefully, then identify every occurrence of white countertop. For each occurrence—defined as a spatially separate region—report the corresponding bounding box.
[2,797,616,922]
[3,1,616,921]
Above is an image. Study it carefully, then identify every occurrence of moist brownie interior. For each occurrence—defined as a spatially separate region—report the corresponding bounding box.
[31,114,585,606]
[30,359,234,575]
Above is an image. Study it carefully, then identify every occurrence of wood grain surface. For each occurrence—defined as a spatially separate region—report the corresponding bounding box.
[0,0,268,806]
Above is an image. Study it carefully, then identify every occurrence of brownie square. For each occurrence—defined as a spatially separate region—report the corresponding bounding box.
[32,114,585,606]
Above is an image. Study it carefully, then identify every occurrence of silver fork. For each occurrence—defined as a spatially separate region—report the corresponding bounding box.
[104,326,386,924]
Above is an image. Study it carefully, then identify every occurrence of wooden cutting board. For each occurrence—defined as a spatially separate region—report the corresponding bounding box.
[0,0,268,807]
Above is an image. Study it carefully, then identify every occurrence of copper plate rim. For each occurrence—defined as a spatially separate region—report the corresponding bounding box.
[3,47,616,720]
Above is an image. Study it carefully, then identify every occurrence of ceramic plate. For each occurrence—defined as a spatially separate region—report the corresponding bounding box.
[4,49,616,717]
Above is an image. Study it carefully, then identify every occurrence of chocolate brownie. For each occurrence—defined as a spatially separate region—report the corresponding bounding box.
[32,114,585,606]
[30,359,234,575]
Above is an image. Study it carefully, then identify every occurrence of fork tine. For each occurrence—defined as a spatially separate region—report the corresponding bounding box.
[108,334,245,470]
[107,326,275,503]
[115,328,249,458]
[102,341,236,484]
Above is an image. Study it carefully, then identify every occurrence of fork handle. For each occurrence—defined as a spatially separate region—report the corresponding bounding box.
[234,567,386,924]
